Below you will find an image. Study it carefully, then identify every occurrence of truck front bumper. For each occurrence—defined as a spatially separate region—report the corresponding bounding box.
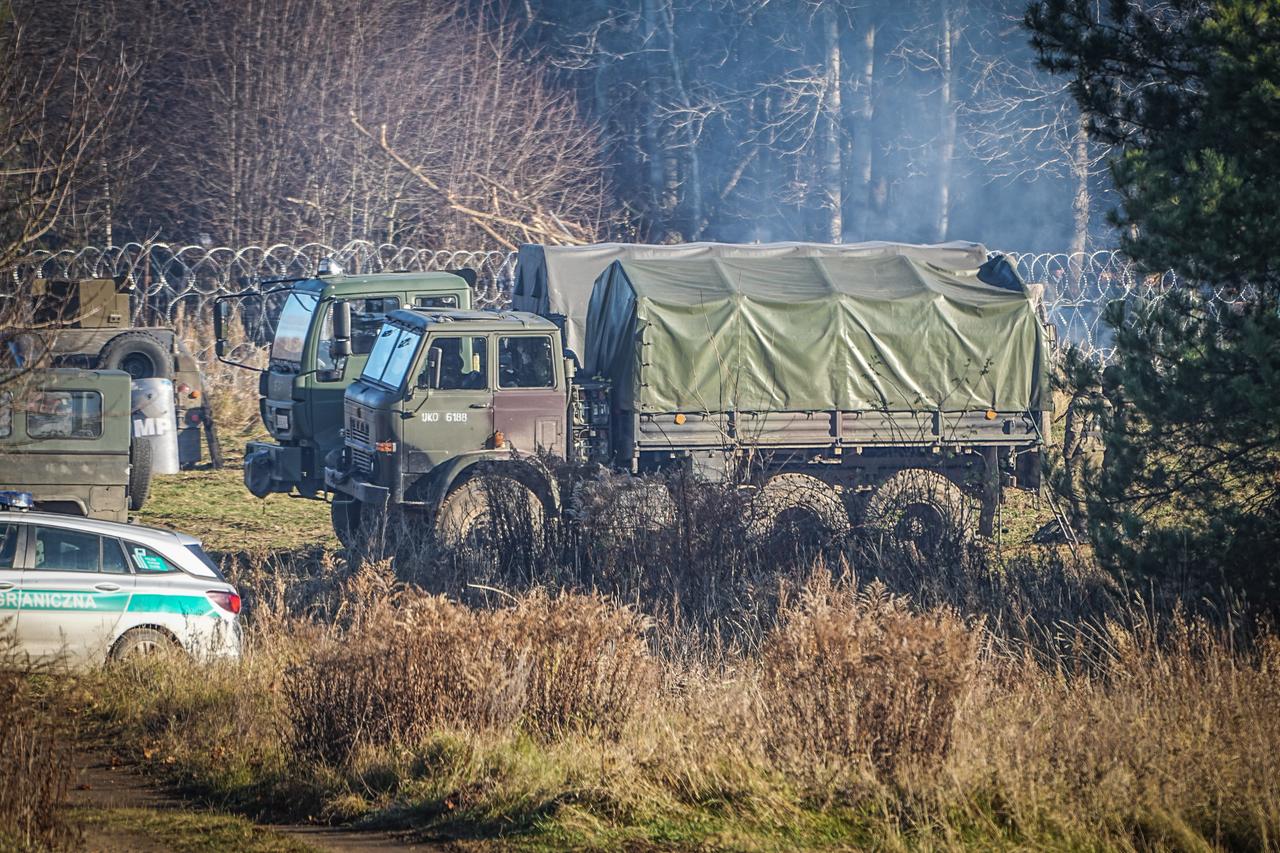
[324,464,390,507]
[244,441,304,497]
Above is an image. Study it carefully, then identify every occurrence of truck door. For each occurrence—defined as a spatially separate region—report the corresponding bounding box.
[409,335,494,472]
[16,525,134,664]
[311,297,401,460]
[493,334,565,456]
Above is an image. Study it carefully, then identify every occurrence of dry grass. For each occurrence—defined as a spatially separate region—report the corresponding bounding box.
[50,544,1279,850]
[0,635,77,851]
[285,564,657,767]
[173,306,266,441]
[758,572,978,778]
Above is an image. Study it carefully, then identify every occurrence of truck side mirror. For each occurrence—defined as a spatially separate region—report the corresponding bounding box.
[420,346,441,390]
[332,301,352,358]
[213,300,230,358]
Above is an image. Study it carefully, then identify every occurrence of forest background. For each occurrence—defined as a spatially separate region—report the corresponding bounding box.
[0,0,1106,262]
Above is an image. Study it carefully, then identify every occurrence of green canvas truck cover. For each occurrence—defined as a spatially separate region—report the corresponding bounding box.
[585,255,1047,415]
[513,241,991,359]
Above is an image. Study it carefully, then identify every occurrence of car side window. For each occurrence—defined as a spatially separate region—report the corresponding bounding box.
[33,527,102,572]
[101,538,130,575]
[498,336,555,389]
[0,523,16,569]
[126,542,178,574]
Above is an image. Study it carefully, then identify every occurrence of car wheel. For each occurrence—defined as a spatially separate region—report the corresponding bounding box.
[109,627,179,662]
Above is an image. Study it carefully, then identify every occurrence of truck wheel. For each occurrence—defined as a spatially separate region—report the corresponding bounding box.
[97,332,172,381]
[748,473,848,543]
[128,438,153,511]
[331,496,362,549]
[109,627,180,662]
[436,475,544,554]
[568,473,676,542]
[862,469,972,549]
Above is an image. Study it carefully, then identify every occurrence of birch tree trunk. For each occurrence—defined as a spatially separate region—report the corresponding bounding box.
[848,15,876,241]
[818,4,843,243]
[933,2,956,242]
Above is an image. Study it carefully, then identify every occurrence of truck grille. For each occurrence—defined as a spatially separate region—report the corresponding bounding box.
[349,417,370,440]
[351,448,374,474]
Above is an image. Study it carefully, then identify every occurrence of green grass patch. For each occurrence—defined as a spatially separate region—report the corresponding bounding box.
[136,467,336,554]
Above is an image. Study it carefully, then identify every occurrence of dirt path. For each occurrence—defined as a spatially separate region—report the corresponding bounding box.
[66,751,451,852]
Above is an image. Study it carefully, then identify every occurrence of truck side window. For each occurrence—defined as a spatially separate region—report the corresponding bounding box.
[25,390,102,439]
[427,337,488,391]
[414,295,458,309]
[498,337,554,389]
[319,298,401,368]
[0,390,10,438]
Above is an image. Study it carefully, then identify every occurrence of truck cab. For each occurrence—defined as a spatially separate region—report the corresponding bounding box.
[216,267,474,499]
[324,309,568,543]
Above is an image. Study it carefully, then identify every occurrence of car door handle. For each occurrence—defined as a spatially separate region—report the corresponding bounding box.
[94,583,121,592]
[469,402,491,409]
[0,582,13,590]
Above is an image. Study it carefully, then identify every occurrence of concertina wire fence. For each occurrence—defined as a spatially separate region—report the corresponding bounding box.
[4,240,1228,364]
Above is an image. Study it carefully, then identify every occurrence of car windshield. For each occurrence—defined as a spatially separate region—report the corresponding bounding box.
[269,290,319,365]
[360,325,423,389]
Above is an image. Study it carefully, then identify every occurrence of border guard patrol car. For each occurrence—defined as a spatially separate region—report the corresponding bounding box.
[0,492,241,665]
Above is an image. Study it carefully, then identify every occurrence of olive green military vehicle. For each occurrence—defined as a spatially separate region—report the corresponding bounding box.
[0,368,149,522]
[2,277,220,469]
[214,261,475,499]
[326,252,1051,548]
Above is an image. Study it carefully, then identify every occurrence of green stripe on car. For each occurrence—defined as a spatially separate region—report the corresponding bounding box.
[126,593,215,616]
[2,589,214,616]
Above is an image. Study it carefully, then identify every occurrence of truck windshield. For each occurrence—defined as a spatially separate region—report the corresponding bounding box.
[270,290,319,366]
[361,325,423,389]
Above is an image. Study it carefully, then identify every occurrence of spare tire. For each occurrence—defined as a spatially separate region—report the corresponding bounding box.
[97,332,172,381]
[128,438,153,511]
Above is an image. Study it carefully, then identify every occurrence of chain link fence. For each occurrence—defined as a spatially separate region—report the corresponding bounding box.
[6,240,1228,363]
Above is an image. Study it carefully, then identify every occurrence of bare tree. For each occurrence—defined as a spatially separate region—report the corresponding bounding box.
[0,4,132,275]
[962,47,1107,255]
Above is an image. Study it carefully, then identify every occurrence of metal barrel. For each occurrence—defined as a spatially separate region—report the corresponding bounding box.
[130,378,180,475]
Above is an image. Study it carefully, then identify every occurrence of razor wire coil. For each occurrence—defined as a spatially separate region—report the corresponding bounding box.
[5,241,1239,364]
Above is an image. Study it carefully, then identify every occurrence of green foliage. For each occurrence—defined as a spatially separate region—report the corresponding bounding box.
[1028,0,1280,609]
[1089,295,1280,604]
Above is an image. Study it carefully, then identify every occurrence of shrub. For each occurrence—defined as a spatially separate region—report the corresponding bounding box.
[284,588,656,767]
[758,571,977,777]
[0,635,76,850]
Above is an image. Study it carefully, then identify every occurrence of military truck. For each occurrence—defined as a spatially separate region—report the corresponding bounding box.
[0,368,149,522]
[2,277,221,469]
[213,262,476,499]
[325,253,1050,548]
